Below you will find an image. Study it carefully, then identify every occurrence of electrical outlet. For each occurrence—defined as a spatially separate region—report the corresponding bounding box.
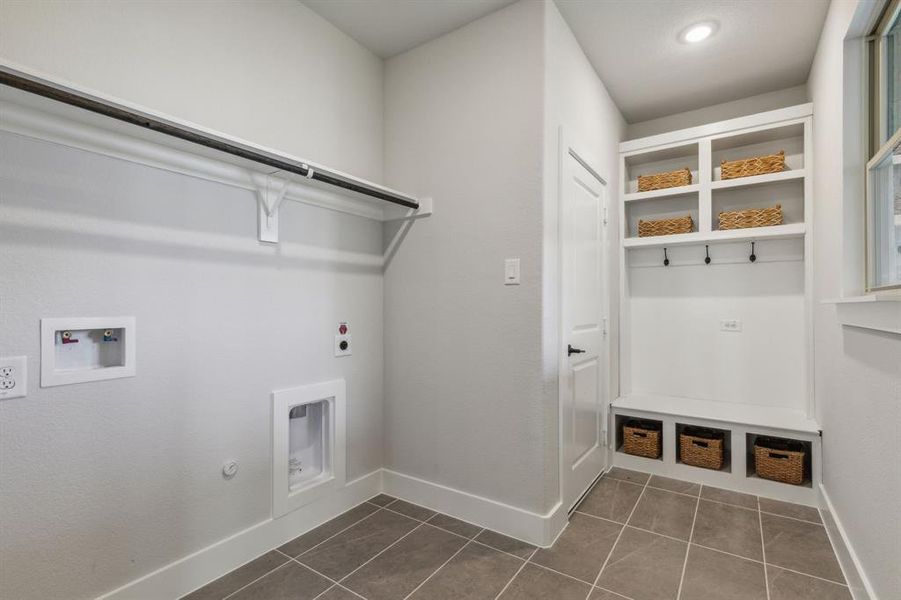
[720,319,742,332]
[334,322,352,357]
[0,356,27,400]
[334,334,352,357]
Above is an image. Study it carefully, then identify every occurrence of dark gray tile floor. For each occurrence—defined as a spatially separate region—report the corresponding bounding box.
[183,468,851,600]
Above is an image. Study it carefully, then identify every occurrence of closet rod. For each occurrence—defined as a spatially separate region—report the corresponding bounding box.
[0,69,420,210]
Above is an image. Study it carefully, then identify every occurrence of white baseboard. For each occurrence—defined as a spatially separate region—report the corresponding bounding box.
[97,470,382,600]
[819,484,877,600]
[381,468,568,547]
[96,467,570,599]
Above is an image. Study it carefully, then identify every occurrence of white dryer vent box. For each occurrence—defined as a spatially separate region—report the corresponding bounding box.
[272,379,346,518]
[40,317,136,387]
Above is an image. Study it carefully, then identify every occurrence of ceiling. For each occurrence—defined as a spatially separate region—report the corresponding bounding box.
[303,0,517,59]
[556,0,829,122]
[303,0,829,124]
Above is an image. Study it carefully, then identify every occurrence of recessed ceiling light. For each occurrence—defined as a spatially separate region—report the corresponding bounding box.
[680,22,716,44]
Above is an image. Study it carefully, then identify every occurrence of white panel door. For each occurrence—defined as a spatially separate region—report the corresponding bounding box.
[561,149,608,511]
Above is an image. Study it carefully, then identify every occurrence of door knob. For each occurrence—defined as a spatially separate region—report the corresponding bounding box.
[568,344,586,356]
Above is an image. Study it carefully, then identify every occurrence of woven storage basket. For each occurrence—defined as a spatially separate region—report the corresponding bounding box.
[638,168,692,192]
[754,438,806,485]
[721,151,785,180]
[718,204,783,230]
[622,420,661,459]
[638,214,693,237]
[679,427,724,470]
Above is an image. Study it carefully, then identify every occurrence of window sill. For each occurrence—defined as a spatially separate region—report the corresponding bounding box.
[821,293,901,335]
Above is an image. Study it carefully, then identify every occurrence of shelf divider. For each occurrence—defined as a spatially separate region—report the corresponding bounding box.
[698,139,712,234]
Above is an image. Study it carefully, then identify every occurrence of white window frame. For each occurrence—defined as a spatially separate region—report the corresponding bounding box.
[867,0,901,291]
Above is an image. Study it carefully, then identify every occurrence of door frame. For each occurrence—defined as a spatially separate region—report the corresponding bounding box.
[556,128,611,513]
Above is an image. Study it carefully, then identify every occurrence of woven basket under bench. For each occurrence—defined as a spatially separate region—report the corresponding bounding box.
[721,151,785,180]
[638,168,692,192]
[638,214,693,237]
[622,419,662,459]
[754,437,806,485]
[718,204,783,230]
[679,427,725,470]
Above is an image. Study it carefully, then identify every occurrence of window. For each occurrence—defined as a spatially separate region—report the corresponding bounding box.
[867,0,901,290]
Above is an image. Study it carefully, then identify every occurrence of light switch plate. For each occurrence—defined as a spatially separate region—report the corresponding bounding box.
[504,258,520,285]
[0,356,27,400]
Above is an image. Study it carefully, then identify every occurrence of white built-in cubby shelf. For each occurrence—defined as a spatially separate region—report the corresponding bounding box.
[620,105,811,249]
[615,105,819,505]
[612,395,821,504]
[624,142,700,195]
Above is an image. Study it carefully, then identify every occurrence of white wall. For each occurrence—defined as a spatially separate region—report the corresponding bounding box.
[808,1,901,598]
[382,0,550,514]
[0,3,387,598]
[626,85,809,140]
[542,0,626,491]
[0,133,385,600]
[626,242,807,410]
[0,0,384,182]
[381,0,624,518]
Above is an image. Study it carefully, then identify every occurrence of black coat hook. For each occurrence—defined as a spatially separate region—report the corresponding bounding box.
[663,247,669,266]
[705,245,711,265]
[749,242,757,263]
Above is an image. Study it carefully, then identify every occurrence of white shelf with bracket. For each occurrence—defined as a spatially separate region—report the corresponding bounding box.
[0,67,433,244]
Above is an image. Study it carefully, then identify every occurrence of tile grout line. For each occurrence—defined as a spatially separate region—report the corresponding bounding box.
[758,496,772,600]
[378,503,438,524]
[323,500,540,568]
[210,501,388,600]
[759,510,825,526]
[287,554,367,600]
[492,546,540,600]
[619,478,767,513]
[217,500,386,600]
[412,516,537,564]
[282,553,363,600]
[760,563,852,587]
[468,536,537,562]
[645,484,701,498]
[593,584,637,600]
[309,580,367,600]
[584,473,653,600]
[688,541,764,565]
[674,485,702,600]
[573,506,831,575]
[401,539,473,600]
[220,559,295,600]
[644,479,819,519]
[332,519,428,589]
[372,504,538,563]
[525,558,599,587]
[291,504,387,559]
[574,511,689,543]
